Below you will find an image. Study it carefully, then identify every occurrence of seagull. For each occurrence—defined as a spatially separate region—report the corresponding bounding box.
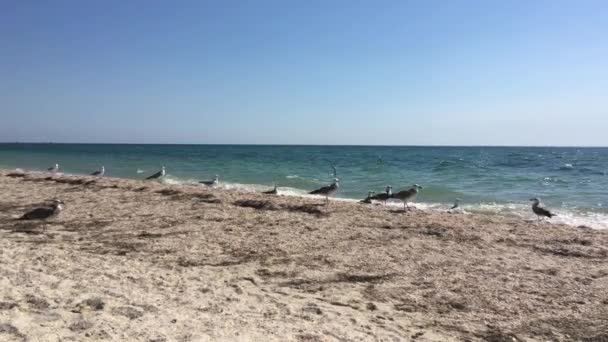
[263,184,279,195]
[393,184,423,210]
[91,166,105,177]
[19,199,65,232]
[447,198,463,213]
[199,175,219,187]
[47,163,59,172]
[530,198,555,221]
[145,166,165,180]
[370,185,393,205]
[360,191,375,204]
[309,178,339,205]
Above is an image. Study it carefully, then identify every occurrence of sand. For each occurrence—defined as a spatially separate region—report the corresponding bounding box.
[0,169,607,342]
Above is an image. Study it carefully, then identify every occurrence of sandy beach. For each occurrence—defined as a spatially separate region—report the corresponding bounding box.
[0,169,607,341]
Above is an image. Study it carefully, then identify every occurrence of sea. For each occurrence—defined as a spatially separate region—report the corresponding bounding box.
[1,143,607,229]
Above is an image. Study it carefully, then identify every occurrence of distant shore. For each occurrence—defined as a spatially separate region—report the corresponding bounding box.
[1,169,607,341]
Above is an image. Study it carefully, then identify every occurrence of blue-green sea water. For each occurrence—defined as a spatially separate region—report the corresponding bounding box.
[1,144,607,228]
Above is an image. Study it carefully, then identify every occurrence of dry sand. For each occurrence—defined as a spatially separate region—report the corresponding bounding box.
[0,169,607,341]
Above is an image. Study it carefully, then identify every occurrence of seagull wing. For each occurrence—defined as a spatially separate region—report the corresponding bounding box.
[21,207,54,220]
[535,206,555,218]
[146,170,162,179]
[394,189,413,198]
[309,185,331,195]
[370,193,388,200]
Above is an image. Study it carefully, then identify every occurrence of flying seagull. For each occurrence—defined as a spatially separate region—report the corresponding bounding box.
[91,166,105,177]
[19,199,65,231]
[370,185,393,205]
[530,198,555,221]
[263,184,279,195]
[47,163,59,172]
[199,175,219,187]
[145,166,166,180]
[360,191,375,204]
[309,178,339,205]
[393,184,423,210]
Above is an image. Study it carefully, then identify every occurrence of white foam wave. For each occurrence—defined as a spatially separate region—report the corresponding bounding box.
[455,202,608,230]
[148,175,608,230]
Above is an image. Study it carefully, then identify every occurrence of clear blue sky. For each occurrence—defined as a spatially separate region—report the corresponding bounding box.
[1,0,606,146]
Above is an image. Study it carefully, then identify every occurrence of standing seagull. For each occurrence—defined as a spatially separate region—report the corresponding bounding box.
[370,185,393,205]
[145,166,166,180]
[263,184,279,195]
[91,166,105,177]
[393,184,423,210]
[199,175,219,187]
[19,199,65,232]
[360,191,375,204]
[309,178,339,205]
[47,163,59,172]
[530,198,555,221]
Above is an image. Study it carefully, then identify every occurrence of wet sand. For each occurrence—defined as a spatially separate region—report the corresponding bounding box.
[0,169,607,341]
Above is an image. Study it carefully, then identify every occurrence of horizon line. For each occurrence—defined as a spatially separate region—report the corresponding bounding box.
[1,141,607,148]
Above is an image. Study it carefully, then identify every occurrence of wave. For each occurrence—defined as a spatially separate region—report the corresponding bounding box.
[456,202,608,229]
[579,167,607,176]
[432,159,485,173]
[160,175,608,229]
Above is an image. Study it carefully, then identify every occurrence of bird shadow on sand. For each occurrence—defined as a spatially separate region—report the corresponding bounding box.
[388,208,417,214]
[5,172,26,178]
[5,223,46,235]
[19,176,96,187]
[233,200,329,217]
[279,272,397,290]
[233,199,280,211]
[0,201,28,212]
[0,218,54,237]
[285,204,330,217]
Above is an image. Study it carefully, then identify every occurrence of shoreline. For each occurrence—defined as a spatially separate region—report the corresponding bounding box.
[1,169,607,341]
[3,166,606,230]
